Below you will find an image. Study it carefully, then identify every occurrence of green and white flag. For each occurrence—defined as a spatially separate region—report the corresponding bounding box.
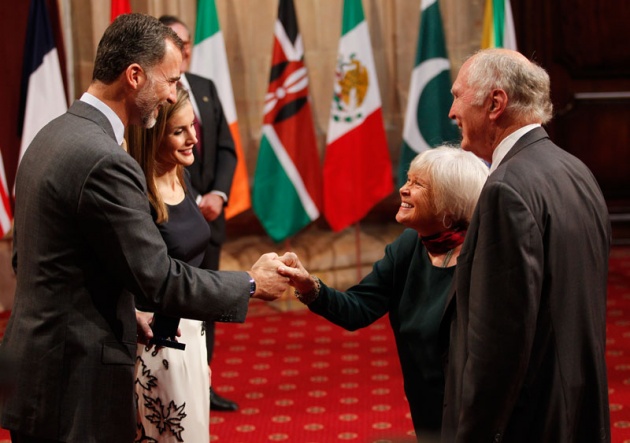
[397,0,459,187]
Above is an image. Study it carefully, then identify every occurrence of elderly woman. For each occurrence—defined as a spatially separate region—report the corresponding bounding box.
[278,145,488,442]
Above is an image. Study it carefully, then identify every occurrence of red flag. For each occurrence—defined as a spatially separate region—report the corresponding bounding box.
[110,0,131,22]
[323,0,393,232]
[0,150,12,238]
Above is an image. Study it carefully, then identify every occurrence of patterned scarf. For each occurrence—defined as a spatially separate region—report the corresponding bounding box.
[420,224,467,255]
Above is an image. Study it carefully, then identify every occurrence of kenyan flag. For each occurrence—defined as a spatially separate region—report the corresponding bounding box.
[252,0,321,243]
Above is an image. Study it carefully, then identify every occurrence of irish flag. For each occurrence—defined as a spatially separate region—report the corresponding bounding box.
[190,0,251,219]
[398,0,459,188]
[482,0,517,49]
[252,0,321,243]
[323,0,393,232]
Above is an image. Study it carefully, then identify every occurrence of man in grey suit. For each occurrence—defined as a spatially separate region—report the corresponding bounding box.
[1,14,287,443]
[441,49,611,442]
[160,15,240,411]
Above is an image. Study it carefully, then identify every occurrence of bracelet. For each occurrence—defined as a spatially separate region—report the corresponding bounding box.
[294,276,321,305]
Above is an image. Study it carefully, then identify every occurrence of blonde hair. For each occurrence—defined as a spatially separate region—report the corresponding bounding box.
[408,145,489,227]
[127,84,190,223]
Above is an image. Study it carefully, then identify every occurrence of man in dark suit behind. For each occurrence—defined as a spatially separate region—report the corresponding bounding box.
[442,48,611,442]
[159,15,240,411]
[1,14,288,443]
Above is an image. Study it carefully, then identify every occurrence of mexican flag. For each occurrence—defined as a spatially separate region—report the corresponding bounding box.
[323,0,393,232]
[190,0,251,219]
[252,0,321,243]
[397,0,460,188]
[482,0,517,49]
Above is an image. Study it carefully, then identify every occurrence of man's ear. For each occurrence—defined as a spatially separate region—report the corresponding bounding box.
[489,89,508,119]
[125,63,145,90]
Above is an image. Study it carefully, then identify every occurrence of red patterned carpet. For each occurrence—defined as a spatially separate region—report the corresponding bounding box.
[1,245,630,442]
[209,305,416,442]
[606,246,630,442]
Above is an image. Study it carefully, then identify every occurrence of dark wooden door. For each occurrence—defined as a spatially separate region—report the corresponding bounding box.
[512,0,630,241]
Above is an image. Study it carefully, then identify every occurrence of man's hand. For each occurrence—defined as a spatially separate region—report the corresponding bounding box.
[136,311,154,346]
[248,252,290,301]
[136,311,182,350]
[198,193,224,222]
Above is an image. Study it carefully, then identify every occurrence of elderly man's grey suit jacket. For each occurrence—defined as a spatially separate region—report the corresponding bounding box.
[441,127,611,442]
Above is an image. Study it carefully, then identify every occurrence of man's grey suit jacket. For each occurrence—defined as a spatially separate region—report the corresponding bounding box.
[441,127,611,442]
[1,101,250,442]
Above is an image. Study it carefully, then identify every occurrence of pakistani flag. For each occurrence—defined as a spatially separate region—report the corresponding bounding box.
[397,0,459,188]
[481,0,517,49]
[190,0,251,219]
[323,0,393,232]
[252,0,321,243]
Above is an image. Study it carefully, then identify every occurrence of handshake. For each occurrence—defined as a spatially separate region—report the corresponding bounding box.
[247,252,318,301]
[137,252,318,346]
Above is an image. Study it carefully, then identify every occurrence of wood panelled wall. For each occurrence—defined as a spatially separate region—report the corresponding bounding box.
[512,0,630,206]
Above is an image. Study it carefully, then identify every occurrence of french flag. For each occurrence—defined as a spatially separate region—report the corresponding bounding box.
[18,0,67,165]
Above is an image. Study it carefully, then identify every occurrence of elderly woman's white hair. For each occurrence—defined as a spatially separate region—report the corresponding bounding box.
[408,145,489,227]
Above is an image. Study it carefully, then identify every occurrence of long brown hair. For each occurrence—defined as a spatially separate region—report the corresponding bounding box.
[127,84,190,223]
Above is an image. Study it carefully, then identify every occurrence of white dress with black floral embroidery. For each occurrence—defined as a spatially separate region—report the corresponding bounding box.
[134,192,211,443]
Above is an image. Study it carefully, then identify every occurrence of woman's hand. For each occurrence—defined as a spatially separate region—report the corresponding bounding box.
[277,252,316,294]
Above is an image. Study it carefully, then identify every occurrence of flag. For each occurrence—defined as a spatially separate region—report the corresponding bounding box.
[323,0,393,232]
[0,150,12,238]
[110,0,131,22]
[252,0,321,242]
[481,0,517,49]
[397,0,460,188]
[190,0,251,220]
[18,0,67,164]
